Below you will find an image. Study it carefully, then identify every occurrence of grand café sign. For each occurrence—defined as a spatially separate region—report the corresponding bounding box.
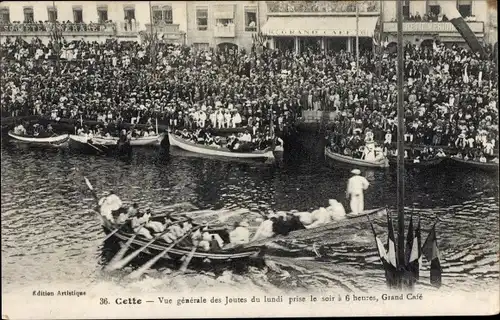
[265,29,372,36]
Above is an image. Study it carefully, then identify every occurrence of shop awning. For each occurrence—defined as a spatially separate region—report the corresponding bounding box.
[262,16,379,37]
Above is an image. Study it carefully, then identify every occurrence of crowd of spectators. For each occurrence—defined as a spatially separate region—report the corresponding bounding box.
[0,34,498,155]
[265,1,379,13]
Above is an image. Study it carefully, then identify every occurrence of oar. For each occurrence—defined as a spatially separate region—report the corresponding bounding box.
[83,176,98,202]
[86,142,104,153]
[126,228,198,279]
[179,245,198,274]
[106,219,191,272]
[105,234,138,271]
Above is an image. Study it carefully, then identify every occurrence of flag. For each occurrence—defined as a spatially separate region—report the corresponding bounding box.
[368,217,398,288]
[403,213,422,288]
[386,210,397,268]
[421,223,442,288]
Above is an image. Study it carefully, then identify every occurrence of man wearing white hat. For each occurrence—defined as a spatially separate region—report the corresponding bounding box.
[346,169,370,215]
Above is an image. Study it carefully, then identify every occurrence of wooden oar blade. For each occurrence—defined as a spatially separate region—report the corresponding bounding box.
[105,234,137,271]
[179,246,198,273]
[108,236,157,271]
[84,177,93,191]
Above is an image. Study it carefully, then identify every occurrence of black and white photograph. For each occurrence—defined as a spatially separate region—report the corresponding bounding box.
[1,0,498,318]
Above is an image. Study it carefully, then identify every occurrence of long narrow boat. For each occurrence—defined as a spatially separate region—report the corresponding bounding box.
[449,156,499,171]
[388,156,445,167]
[100,215,262,263]
[88,134,163,147]
[8,131,69,148]
[324,147,389,168]
[69,134,132,156]
[246,207,387,248]
[168,132,275,162]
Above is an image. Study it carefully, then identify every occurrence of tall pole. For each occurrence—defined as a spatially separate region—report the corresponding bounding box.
[356,1,359,78]
[378,0,384,79]
[52,0,60,75]
[148,0,156,75]
[396,0,406,274]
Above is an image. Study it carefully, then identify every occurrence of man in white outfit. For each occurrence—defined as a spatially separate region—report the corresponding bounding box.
[346,169,370,215]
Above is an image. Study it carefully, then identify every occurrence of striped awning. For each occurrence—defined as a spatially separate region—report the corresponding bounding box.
[262,16,378,37]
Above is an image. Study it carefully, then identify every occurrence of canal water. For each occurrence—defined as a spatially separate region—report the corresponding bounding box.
[1,133,498,296]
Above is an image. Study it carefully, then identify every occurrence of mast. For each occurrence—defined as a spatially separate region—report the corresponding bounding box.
[355,1,359,78]
[148,0,156,77]
[52,0,60,75]
[396,0,406,271]
[378,0,384,79]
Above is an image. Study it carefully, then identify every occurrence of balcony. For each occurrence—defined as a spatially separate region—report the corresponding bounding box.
[145,23,180,34]
[383,21,484,34]
[214,24,235,38]
[0,22,116,37]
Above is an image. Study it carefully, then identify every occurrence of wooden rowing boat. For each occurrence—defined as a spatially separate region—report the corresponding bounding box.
[324,147,389,168]
[168,132,275,162]
[388,156,445,167]
[449,156,499,171]
[100,215,261,263]
[246,207,387,247]
[68,134,132,156]
[8,131,69,148]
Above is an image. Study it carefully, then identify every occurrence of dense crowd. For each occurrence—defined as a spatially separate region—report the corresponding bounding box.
[326,41,498,161]
[1,33,498,156]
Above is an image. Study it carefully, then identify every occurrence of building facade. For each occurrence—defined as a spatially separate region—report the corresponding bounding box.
[0,1,187,44]
[184,1,266,51]
[0,1,496,49]
[381,0,496,47]
[261,1,379,54]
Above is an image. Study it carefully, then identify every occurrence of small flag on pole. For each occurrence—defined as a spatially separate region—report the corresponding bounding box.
[421,223,442,288]
[368,216,398,288]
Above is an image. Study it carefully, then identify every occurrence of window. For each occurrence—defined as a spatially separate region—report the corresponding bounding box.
[152,5,173,24]
[427,0,440,17]
[124,7,135,21]
[196,7,208,31]
[244,7,257,31]
[23,7,34,23]
[47,6,58,22]
[97,6,108,23]
[457,0,472,18]
[402,0,410,19]
[73,6,83,23]
[0,7,9,24]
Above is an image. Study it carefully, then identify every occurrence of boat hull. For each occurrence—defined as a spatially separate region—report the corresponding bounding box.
[324,147,389,168]
[8,131,69,148]
[68,135,132,156]
[448,156,499,171]
[101,218,261,263]
[388,156,445,167]
[168,132,275,162]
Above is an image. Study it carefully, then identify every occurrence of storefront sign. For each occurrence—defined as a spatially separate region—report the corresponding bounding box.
[265,29,372,37]
[383,22,484,34]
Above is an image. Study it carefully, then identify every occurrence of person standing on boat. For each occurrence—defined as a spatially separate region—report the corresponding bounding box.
[98,191,123,223]
[346,169,370,215]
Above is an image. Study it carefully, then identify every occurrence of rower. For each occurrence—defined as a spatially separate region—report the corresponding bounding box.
[346,169,370,215]
[251,216,275,242]
[144,209,165,233]
[131,211,153,239]
[229,220,250,245]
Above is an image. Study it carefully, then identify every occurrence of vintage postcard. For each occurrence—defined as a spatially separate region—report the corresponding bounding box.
[1,0,498,319]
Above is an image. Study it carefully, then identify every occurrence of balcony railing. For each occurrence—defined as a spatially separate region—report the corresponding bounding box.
[145,23,180,34]
[0,22,114,36]
[0,22,140,37]
[383,21,484,34]
[214,24,235,38]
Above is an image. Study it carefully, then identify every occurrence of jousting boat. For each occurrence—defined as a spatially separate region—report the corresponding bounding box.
[388,156,445,167]
[168,132,275,162]
[449,156,499,171]
[100,214,262,263]
[246,207,387,248]
[8,131,69,148]
[324,147,389,168]
[68,134,133,156]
